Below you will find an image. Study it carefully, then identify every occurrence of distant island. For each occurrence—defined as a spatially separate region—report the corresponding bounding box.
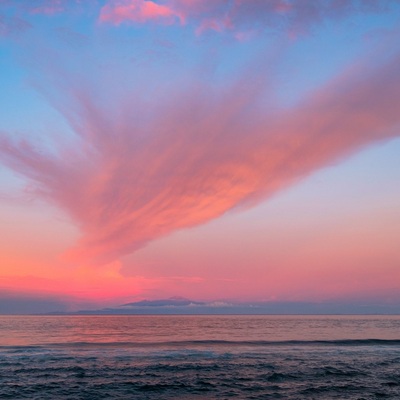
[45,297,400,315]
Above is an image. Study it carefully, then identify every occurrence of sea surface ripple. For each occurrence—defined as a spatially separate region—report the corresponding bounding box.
[0,315,399,399]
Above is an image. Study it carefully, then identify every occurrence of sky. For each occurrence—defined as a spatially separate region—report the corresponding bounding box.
[0,0,400,313]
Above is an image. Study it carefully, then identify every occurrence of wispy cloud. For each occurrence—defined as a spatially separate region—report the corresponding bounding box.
[1,36,399,265]
[0,13,31,37]
[100,0,184,24]
[0,0,87,37]
[99,0,395,36]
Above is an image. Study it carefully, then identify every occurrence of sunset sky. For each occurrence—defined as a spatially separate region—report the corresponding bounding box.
[1,0,400,312]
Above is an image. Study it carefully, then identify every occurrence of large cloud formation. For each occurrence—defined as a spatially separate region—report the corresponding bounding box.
[1,1,400,266]
[1,40,400,265]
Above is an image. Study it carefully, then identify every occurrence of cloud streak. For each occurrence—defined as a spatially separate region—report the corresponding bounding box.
[1,38,400,265]
[100,0,395,36]
[100,0,184,24]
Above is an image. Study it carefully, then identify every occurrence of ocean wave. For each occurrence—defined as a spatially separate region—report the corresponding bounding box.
[2,338,400,350]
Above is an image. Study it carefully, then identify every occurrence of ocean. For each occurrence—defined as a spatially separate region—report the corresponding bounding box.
[0,315,399,399]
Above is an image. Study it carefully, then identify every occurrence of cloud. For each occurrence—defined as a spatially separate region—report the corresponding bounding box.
[0,13,31,37]
[29,0,66,15]
[0,0,90,21]
[0,0,89,38]
[1,38,400,266]
[99,0,395,36]
[100,0,184,24]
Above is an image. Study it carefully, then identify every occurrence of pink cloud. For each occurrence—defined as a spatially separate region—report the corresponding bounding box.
[100,0,184,25]
[29,0,65,15]
[99,0,395,36]
[1,42,400,266]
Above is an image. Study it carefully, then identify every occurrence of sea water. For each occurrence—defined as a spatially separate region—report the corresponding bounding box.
[0,315,399,399]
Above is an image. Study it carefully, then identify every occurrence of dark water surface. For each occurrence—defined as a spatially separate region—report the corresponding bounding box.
[1,315,400,399]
